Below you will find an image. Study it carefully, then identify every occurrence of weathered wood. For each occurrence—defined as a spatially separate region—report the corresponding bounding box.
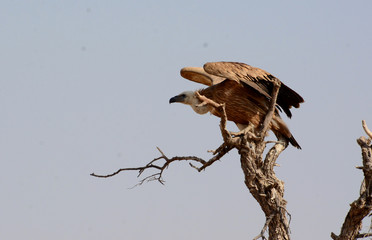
[331,121,372,240]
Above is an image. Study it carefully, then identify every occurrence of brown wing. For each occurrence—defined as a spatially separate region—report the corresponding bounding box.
[180,67,225,86]
[203,62,304,118]
[203,62,271,98]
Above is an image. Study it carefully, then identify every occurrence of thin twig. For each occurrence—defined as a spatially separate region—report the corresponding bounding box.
[253,214,275,240]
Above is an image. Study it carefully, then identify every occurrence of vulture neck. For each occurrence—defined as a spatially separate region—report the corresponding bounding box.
[188,92,210,115]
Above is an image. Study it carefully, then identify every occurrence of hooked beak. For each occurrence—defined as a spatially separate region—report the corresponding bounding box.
[169,94,186,104]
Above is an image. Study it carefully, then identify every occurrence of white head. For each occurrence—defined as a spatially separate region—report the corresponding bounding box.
[169,91,210,115]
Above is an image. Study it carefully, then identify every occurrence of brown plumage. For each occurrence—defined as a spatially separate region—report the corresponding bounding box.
[170,62,304,149]
[181,62,304,118]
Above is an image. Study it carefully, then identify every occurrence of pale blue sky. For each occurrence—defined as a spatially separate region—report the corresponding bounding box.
[1,1,372,239]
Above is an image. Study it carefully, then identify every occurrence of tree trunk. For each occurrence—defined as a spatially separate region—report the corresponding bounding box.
[240,140,290,240]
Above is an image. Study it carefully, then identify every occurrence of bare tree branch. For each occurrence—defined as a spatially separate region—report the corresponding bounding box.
[195,91,234,143]
[190,144,234,172]
[356,232,372,239]
[259,79,281,138]
[91,146,230,185]
[331,120,372,240]
[91,83,291,239]
[90,96,238,184]
[253,213,275,240]
[362,120,372,139]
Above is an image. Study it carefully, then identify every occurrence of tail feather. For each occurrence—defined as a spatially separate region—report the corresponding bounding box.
[271,116,301,149]
[288,135,301,149]
[276,133,302,149]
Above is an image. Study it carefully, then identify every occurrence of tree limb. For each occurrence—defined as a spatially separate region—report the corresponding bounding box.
[91,146,230,185]
[362,120,372,139]
[331,120,372,240]
[195,91,233,143]
[356,232,372,238]
[259,79,281,138]
[253,213,275,240]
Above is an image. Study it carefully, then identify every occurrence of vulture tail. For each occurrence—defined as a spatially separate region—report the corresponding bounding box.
[288,135,301,149]
[271,117,301,149]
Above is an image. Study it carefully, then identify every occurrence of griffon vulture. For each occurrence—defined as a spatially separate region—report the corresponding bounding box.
[169,62,304,149]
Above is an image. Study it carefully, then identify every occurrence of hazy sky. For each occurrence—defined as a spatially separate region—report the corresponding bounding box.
[1,1,372,239]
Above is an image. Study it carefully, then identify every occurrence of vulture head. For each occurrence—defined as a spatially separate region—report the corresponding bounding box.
[169,91,210,115]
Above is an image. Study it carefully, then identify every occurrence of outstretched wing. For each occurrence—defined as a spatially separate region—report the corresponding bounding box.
[203,62,304,118]
[180,67,225,86]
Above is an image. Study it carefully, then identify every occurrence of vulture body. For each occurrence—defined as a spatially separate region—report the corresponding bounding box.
[170,62,304,149]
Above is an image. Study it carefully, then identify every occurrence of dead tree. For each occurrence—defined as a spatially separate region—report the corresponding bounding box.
[331,120,372,240]
[91,82,291,239]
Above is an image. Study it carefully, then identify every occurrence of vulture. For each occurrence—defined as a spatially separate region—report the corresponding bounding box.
[169,62,304,149]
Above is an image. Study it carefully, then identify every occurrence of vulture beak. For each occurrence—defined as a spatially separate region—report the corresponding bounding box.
[169,94,186,104]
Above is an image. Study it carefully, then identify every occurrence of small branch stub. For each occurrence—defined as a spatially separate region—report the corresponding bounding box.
[362,120,372,139]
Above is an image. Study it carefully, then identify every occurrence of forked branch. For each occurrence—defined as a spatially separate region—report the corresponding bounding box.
[91,146,232,185]
[90,97,237,184]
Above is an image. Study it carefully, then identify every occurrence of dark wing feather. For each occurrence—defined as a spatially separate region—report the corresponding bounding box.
[277,82,304,118]
[203,62,304,118]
